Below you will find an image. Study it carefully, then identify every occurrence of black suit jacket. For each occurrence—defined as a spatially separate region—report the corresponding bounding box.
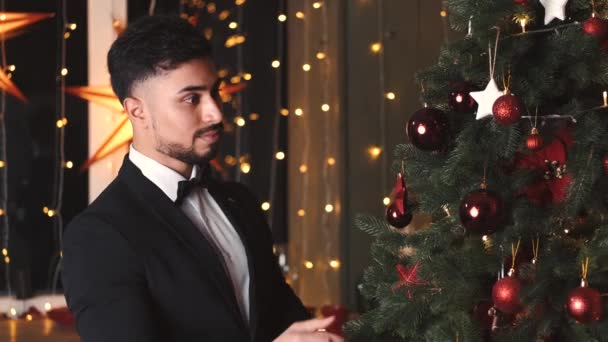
[62,156,310,342]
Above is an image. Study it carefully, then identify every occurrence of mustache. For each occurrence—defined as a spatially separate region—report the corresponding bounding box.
[194,122,224,139]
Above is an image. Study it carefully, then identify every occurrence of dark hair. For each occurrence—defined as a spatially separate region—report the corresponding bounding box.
[107,15,213,103]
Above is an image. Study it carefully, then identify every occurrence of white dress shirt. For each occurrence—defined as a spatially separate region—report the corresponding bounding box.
[129,145,250,324]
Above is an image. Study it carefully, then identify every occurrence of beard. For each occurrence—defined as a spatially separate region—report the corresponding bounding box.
[154,122,224,166]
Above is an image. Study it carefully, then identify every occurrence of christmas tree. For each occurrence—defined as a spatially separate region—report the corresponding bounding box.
[346,0,608,340]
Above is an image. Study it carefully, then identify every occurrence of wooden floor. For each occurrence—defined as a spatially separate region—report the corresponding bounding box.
[0,319,79,342]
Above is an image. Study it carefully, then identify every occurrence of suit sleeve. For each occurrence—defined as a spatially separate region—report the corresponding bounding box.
[62,215,161,342]
[231,183,311,329]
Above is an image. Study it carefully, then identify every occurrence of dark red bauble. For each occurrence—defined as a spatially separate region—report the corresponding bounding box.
[566,286,603,323]
[449,83,478,113]
[526,128,543,151]
[386,203,413,228]
[406,108,449,151]
[513,0,528,4]
[492,276,522,314]
[583,17,608,40]
[603,154,608,175]
[459,189,504,234]
[493,94,523,125]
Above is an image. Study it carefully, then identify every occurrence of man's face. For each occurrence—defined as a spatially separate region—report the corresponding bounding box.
[133,57,223,165]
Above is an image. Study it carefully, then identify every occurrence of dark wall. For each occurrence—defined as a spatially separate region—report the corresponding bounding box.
[0,0,88,295]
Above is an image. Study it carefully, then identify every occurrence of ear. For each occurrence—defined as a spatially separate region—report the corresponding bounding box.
[123,96,146,125]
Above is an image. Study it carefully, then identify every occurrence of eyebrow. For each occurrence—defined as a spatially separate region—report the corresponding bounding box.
[177,79,221,94]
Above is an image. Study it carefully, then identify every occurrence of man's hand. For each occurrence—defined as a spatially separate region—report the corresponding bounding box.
[273,316,344,342]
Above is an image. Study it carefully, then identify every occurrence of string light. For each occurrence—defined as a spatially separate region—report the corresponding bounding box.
[67,23,77,30]
[297,209,306,217]
[385,92,396,100]
[302,63,311,71]
[299,164,308,173]
[56,118,68,128]
[271,60,281,68]
[243,73,252,80]
[312,2,323,9]
[329,259,341,269]
[316,52,326,60]
[383,197,390,206]
[43,207,49,214]
[235,0,246,5]
[321,104,330,112]
[61,67,68,76]
[603,91,607,107]
[47,210,56,218]
[218,10,230,21]
[225,34,246,48]
[440,10,448,17]
[1,248,6,256]
[261,202,271,211]
[26,314,33,321]
[0,209,4,216]
[4,256,9,264]
[9,308,16,316]
[280,108,289,116]
[207,3,217,13]
[44,303,52,311]
[295,108,303,116]
[248,113,259,120]
[275,151,285,160]
[368,146,382,159]
[240,162,251,174]
[228,21,238,30]
[234,116,246,127]
[370,42,382,54]
[224,155,237,166]
[65,161,73,169]
[278,14,287,22]
[304,261,314,269]
[325,204,334,213]
[0,160,4,168]
[327,157,336,166]
[296,11,305,19]
[7,64,15,72]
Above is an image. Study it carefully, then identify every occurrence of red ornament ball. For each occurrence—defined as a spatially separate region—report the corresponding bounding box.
[567,286,603,324]
[493,94,523,125]
[603,154,608,175]
[406,107,449,151]
[492,276,522,314]
[526,127,543,151]
[386,203,413,228]
[513,0,528,4]
[459,188,504,234]
[583,16,608,40]
[449,83,478,113]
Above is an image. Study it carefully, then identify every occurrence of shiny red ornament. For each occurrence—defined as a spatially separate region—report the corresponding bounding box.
[492,94,523,125]
[320,305,349,336]
[459,187,504,234]
[46,307,75,327]
[449,82,478,113]
[406,107,449,151]
[386,203,413,228]
[492,275,522,314]
[526,127,543,151]
[583,16,608,40]
[567,285,603,323]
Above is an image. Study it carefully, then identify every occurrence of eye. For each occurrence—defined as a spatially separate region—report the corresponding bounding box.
[184,94,201,105]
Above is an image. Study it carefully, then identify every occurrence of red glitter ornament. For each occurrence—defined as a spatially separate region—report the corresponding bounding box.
[583,16,608,40]
[492,94,523,125]
[567,283,603,324]
[526,127,543,151]
[492,274,522,314]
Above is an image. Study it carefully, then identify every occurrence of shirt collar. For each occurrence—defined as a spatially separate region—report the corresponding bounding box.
[128,145,199,202]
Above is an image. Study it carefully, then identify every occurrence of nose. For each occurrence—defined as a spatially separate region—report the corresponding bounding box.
[202,94,223,124]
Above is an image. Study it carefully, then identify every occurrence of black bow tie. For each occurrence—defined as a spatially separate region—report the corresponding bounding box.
[175,165,210,205]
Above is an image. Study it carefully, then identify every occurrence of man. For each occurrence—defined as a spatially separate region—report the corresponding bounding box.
[62,15,342,342]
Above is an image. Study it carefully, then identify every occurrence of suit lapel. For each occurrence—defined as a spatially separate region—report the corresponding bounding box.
[207,182,259,340]
[118,157,248,333]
